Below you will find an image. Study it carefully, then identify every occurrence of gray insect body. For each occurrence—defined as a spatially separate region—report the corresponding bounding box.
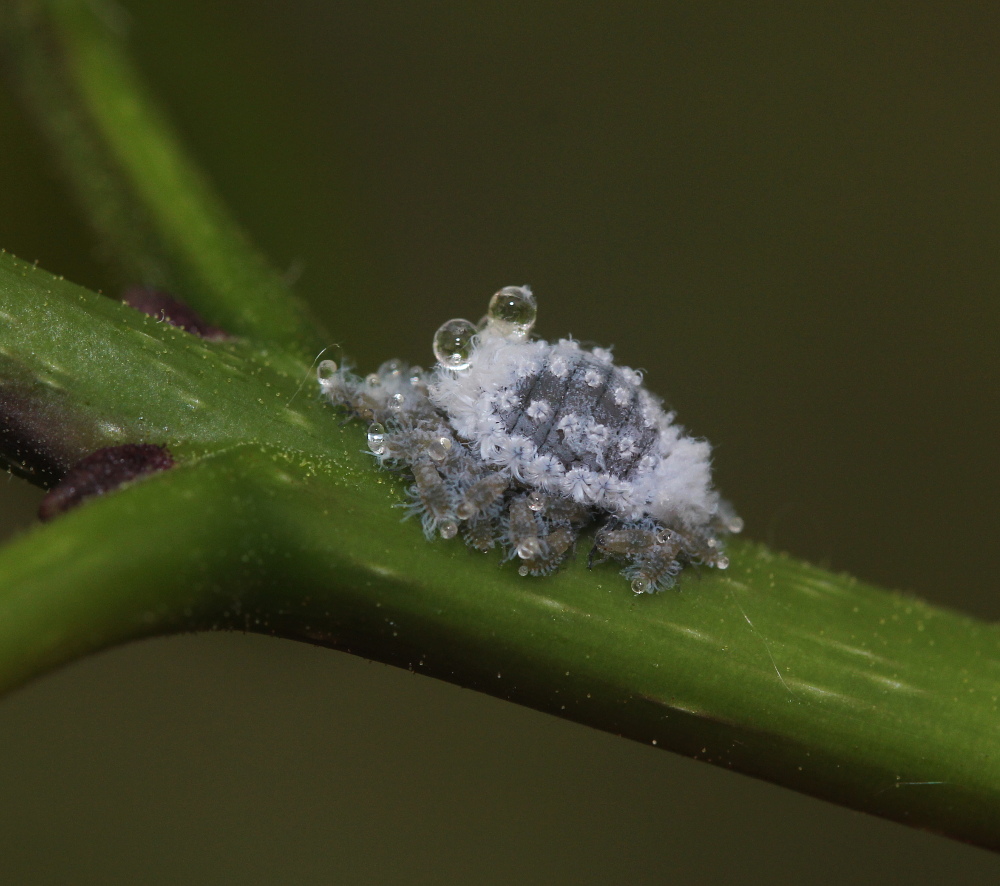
[319,286,740,593]
[503,351,649,478]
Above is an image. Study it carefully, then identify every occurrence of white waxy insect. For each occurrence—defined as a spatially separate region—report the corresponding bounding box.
[319,286,741,593]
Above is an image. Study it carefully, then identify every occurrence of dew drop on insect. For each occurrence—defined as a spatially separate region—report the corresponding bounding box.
[316,359,338,381]
[518,564,529,576]
[487,286,536,338]
[716,556,730,570]
[631,576,651,594]
[367,422,387,454]
[726,515,745,534]
[527,491,545,512]
[408,366,424,385]
[428,436,452,462]
[439,519,458,539]
[365,372,381,388]
[655,528,670,545]
[433,318,477,370]
[516,538,543,560]
[456,501,475,520]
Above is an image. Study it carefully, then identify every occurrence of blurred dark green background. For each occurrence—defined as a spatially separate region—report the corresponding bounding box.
[1,2,998,882]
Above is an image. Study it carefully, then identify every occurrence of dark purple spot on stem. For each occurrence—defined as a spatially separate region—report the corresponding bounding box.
[38,443,174,521]
[122,287,229,340]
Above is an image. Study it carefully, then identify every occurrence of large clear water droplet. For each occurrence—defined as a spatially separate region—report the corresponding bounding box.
[367,422,387,454]
[487,286,536,338]
[433,318,477,370]
[316,359,338,381]
[439,519,458,540]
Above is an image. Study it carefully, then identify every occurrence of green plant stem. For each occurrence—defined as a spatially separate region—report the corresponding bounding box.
[1,0,325,353]
[0,454,244,690]
[3,251,1000,848]
[3,0,1000,854]
[0,251,342,461]
[1,444,998,848]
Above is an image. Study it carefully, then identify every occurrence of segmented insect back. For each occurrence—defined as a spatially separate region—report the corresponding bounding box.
[319,287,741,593]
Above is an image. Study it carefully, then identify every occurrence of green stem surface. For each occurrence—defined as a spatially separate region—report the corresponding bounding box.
[2,0,999,855]
[0,445,998,849]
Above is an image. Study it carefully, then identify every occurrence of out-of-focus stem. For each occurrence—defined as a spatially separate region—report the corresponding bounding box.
[1,0,325,353]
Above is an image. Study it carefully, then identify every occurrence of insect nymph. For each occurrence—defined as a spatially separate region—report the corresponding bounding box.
[319,287,741,593]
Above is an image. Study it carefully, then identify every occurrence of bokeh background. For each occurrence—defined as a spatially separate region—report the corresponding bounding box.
[1,1,998,882]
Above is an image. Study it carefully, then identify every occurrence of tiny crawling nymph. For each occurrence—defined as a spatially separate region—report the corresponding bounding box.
[319,287,741,593]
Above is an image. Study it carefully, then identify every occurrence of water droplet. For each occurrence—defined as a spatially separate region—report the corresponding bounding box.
[518,564,529,576]
[655,528,670,545]
[389,392,405,411]
[706,537,717,548]
[631,576,651,594]
[439,519,458,539]
[365,372,381,388]
[456,501,475,520]
[727,516,745,534]
[487,286,536,338]
[527,491,545,512]
[433,318,477,370]
[367,422,387,454]
[428,436,452,462]
[408,366,424,385]
[716,556,730,570]
[316,359,338,381]
[516,538,542,560]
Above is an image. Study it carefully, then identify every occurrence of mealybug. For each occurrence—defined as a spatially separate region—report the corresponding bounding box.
[319,287,741,593]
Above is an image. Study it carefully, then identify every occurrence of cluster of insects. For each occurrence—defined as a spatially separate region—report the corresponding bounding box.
[318,287,740,593]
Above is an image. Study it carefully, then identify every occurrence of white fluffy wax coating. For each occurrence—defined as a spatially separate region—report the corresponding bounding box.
[318,288,739,593]
[429,328,720,529]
